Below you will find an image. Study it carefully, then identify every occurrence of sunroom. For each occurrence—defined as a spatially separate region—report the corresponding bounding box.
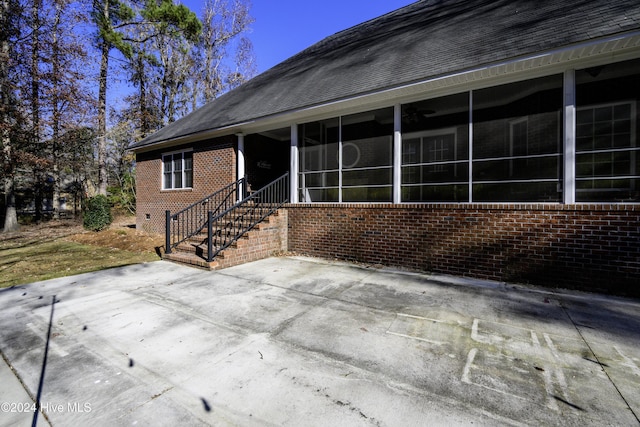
[261,57,639,206]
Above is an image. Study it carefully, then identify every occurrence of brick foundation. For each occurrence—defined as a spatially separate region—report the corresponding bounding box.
[286,203,640,297]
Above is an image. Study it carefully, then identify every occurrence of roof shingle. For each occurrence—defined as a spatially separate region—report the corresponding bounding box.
[131,0,640,149]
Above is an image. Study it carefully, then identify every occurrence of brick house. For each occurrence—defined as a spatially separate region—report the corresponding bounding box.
[131,0,640,296]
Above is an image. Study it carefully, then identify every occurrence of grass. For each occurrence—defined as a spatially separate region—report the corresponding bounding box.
[0,217,163,288]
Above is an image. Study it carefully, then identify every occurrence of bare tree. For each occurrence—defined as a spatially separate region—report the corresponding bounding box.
[227,35,256,90]
[48,0,95,216]
[153,32,197,124]
[0,0,96,228]
[120,0,254,132]
[105,118,136,214]
[196,0,255,104]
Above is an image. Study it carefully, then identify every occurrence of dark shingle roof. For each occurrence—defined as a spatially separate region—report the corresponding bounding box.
[131,0,640,150]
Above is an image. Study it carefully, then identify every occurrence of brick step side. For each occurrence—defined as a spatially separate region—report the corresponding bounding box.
[186,229,255,245]
[177,231,256,257]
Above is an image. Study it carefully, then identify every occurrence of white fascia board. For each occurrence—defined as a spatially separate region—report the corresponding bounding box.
[131,120,257,153]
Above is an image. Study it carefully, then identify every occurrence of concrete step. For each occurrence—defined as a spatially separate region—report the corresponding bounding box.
[163,251,219,270]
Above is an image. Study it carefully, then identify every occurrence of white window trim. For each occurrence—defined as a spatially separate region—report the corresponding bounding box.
[575,100,637,194]
[401,128,459,178]
[162,149,194,190]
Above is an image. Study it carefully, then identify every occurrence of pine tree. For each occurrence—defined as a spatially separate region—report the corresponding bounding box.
[92,0,201,195]
[1,0,21,232]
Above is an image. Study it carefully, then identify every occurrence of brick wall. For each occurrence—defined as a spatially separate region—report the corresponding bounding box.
[286,203,640,296]
[215,210,288,269]
[136,136,237,234]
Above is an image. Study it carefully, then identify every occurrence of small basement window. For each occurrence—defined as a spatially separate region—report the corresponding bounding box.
[162,150,193,190]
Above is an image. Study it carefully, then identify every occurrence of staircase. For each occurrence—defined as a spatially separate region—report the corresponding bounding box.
[163,174,289,270]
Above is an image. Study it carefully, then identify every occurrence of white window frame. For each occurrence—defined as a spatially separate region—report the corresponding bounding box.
[575,100,637,195]
[401,128,460,180]
[162,149,193,190]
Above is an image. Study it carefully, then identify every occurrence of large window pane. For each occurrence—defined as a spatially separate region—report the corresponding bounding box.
[163,155,172,189]
[342,107,393,202]
[473,182,559,202]
[343,187,391,202]
[473,156,559,181]
[402,163,468,184]
[576,58,640,202]
[402,184,468,203]
[184,152,193,188]
[343,168,391,186]
[299,108,393,203]
[473,74,563,202]
[401,93,469,202]
[299,118,339,202]
[301,188,339,203]
[301,171,339,187]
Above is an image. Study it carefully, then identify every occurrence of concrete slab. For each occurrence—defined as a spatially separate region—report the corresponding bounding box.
[0,257,639,426]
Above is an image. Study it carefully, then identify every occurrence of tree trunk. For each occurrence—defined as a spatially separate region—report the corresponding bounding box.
[137,54,149,138]
[51,0,62,218]
[97,0,109,196]
[31,0,42,221]
[2,176,18,232]
[1,0,18,232]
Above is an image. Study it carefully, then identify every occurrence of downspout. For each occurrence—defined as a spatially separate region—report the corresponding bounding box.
[290,124,299,203]
[393,104,402,204]
[236,133,245,201]
[563,69,576,204]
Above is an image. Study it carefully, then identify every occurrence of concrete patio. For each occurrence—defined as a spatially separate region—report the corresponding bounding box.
[1,257,639,426]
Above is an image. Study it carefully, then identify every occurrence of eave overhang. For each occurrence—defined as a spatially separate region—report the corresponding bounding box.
[132,30,640,154]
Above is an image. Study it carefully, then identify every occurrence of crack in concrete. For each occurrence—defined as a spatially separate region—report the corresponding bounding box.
[560,302,640,424]
[1,348,52,426]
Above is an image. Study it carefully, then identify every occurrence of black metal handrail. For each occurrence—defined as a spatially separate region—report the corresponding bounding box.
[205,172,289,262]
[165,177,246,254]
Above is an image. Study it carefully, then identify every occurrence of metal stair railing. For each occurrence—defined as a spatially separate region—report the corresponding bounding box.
[205,173,289,262]
[165,177,245,255]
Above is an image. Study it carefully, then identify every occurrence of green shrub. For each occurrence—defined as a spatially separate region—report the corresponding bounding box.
[83,195,112,231]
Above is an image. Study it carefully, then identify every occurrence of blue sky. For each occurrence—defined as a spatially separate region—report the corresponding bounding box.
[185,0,417,73]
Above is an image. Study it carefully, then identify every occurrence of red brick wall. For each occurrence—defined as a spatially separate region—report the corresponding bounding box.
[215,210,288,269]
[286,203,640,296]
[136,136,237,234]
